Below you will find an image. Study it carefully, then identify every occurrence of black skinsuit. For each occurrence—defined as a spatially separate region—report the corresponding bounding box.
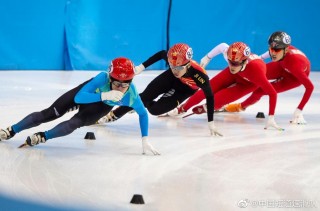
[113,50,214,122]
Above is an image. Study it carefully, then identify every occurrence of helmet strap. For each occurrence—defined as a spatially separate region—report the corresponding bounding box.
[240,60,248,72]
[182,62,191,77]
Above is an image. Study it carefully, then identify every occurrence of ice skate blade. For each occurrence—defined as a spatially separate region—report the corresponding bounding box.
[18,143,29,148]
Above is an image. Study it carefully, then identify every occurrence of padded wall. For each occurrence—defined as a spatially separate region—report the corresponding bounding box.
[0,0,319,70]
[0,0,66,69]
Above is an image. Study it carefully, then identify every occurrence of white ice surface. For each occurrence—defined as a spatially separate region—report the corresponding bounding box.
[0,71,319,210]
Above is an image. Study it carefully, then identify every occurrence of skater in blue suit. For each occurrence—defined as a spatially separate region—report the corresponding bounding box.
[0,57,160,155]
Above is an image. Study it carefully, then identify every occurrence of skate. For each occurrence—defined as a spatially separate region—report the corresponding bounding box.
[19,132,47,148]
[0,126,16,141]
[183,104,207,118]
[167,106,186,117]
[96,111,119,124]
[183,105,226,118]
[224,103,244,112]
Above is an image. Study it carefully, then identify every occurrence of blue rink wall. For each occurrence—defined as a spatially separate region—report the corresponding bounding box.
[0,0,319,71]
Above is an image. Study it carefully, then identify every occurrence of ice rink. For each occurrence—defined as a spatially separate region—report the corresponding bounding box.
[0,70,319,210]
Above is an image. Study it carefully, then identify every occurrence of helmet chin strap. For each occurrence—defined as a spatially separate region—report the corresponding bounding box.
[239,60,248,72]
[181,63,191,77]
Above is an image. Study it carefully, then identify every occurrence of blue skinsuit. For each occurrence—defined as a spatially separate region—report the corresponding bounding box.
[12,72,148,140]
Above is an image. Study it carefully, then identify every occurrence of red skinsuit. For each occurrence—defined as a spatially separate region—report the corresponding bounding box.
[183,54,278,115]
[241,46,314,111]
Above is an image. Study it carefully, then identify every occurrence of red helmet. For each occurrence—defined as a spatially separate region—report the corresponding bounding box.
[109,57,135,81]
[227,42,251,62]
[167,43,193,67]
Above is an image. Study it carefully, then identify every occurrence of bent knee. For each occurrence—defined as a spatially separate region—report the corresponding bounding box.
[147,107,167,116]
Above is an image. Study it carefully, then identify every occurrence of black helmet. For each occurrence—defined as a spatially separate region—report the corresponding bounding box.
[268,31,291,49]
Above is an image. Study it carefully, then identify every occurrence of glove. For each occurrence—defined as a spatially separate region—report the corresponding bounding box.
[97,111,118,124]
[224,103,244,112]
[290,108,307,125]
[142,137,160,155]
[192,104,207,114]
[101,90,124,101]
[208,121,223,136]
[264,115,284,131]
[134,64,145,75]
[200,55,212,68]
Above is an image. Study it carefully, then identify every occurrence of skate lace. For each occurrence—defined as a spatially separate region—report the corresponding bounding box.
[0,127,14,140]
[30,133,46,145]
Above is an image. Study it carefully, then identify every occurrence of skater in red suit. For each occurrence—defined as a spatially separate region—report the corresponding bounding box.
[225,31,314,125]
[171,41,281,130]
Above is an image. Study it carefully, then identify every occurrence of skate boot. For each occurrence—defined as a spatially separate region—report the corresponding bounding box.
[26,132,47,146]
[167,106,186,117]
[192,104,207,114]
[224,103,244,112]
[96,111,119,124]
[0,126,16,141]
